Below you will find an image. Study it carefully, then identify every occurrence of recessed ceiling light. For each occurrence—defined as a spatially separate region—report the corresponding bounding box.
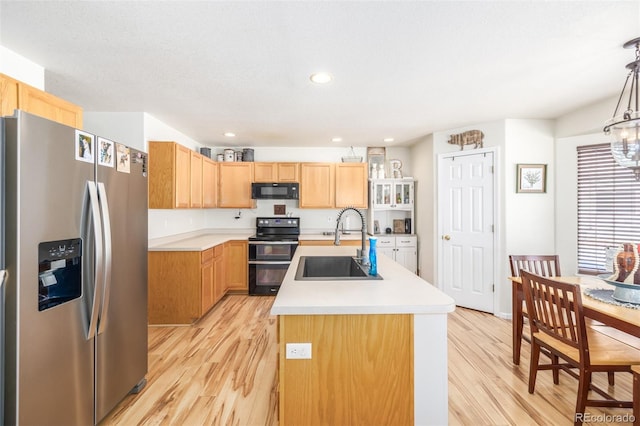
[331,137,343,143]
[223,132,236,137]
[383,138,395,143]
[310,72,333,84]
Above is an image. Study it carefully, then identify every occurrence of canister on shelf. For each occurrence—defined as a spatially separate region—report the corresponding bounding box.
[224,149,235,161]
[243,148,254,162]
[216,153,224,162]
[235,151,243,161]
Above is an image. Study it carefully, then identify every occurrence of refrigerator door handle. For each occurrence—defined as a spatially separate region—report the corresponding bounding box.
[0,269,5,422]
[96,182,112,335]
[83,181,104,340]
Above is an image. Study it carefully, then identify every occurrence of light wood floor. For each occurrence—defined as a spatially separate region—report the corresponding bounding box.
[101,295,634,426]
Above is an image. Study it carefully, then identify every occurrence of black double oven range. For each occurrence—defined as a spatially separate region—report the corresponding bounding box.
[248,217,300,295]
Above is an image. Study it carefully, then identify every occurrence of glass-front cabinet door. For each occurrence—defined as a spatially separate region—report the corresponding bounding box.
[394,181,414,209]
[371,179,413,209]
[372,180,393,208]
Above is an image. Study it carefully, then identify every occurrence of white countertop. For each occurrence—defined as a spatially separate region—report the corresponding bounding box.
[148,230,364,251]
[298,233,365,241]
[270,246,456,316]
[148,231,254,251]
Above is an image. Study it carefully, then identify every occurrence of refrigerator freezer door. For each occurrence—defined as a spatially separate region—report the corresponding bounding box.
[95,145,148,422]
[4,112,95,425]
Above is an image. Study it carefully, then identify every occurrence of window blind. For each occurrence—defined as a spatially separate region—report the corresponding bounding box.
[576,143,640,274]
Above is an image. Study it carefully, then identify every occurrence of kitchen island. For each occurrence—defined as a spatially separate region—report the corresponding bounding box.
[271,245,455,426]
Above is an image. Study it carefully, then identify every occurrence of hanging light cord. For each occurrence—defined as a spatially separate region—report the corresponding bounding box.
[604,40,640,132]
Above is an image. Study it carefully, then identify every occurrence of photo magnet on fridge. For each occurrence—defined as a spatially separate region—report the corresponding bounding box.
[75,130,95,163]
[97,137,115,168]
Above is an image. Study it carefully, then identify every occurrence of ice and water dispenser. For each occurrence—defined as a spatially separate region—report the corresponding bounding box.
[38,239,82,311]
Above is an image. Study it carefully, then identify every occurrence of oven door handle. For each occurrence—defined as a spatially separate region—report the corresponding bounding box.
[249,241,299,245]
[248,261,292,265]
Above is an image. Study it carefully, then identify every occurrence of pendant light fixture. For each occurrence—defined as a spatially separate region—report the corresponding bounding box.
[604,37,640,180]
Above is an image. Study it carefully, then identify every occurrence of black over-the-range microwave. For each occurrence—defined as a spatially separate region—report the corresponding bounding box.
[251,182,299,200]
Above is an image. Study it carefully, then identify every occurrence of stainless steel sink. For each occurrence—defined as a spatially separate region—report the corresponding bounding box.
[294,256,382,281]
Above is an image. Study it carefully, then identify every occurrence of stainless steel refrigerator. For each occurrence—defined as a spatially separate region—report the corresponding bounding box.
[1,111,148,425]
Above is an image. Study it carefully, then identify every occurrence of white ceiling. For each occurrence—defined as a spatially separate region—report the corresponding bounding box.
[1,1,639,148]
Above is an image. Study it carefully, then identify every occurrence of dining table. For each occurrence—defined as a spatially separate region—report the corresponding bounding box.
[510,275,640,366]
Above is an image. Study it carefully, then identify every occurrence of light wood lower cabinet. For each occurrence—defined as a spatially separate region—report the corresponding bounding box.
[213,246,225,302]
[201,248,215,313]
[148,244,225,324]
[278,314,413,425]
[224,240,248,293]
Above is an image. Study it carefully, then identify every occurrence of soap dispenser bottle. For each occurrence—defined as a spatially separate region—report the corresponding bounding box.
[369,237,378,276]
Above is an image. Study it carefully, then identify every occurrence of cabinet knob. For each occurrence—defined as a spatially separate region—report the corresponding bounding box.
[442,235,451,241]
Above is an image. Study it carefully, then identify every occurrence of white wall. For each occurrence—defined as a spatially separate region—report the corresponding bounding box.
[146,142,411,239]
[555,95,617,138]
[410,119,556,317]
[83,112,146,150]
[83,110,413,240]
[409,134,434,281]
[0,46,44,89]
[503,120,556,255]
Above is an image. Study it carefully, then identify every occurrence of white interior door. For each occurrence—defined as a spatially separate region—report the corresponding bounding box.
[438,151,495,313]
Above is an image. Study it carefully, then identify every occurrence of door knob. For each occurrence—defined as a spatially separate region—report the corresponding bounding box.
[442,235,451,241]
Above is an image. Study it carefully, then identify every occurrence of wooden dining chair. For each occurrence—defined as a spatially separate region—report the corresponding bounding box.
[520,271,640,425]
[509,255,561,365]
[633,365,640,426]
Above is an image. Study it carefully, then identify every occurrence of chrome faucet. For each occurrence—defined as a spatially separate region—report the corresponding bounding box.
[334,207,368,265]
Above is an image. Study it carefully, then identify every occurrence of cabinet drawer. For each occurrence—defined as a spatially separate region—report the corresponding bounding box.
[376,237,395,247]
[201,247,214,263]
[396,237,417,247]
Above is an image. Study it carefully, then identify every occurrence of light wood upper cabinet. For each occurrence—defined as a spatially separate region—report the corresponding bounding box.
[190,152,203,208]
[253,162,278,182]
[174,145,192,208]
[300,163,335,208]
[148,141,191,209]
[218,163,255,208]
[0,73,83,128]
[335,163,368,208]
[277,162,299,182]
[253,162,300,182]
[202,157,218,208]
[0,74,20,117]
[300,162,367,209]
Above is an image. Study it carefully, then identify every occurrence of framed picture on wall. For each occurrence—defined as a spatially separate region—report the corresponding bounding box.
[516,164,546,193]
